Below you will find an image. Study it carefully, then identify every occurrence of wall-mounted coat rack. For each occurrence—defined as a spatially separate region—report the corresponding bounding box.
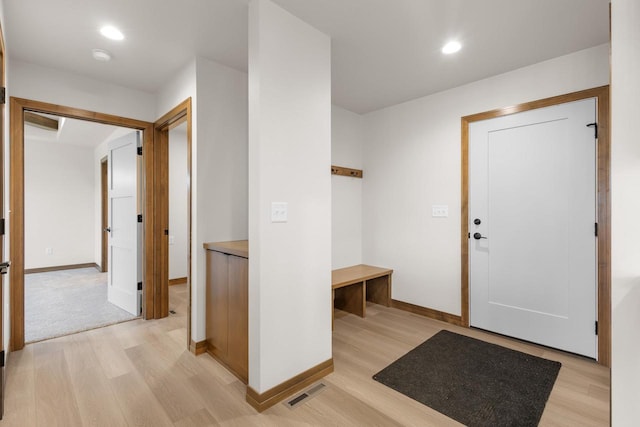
[331,165,363,178]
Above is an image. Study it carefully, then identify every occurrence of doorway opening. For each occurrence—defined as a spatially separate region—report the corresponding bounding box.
[167,120,189,321]
[22,114,140,343]
[9,97,154,351]
[152,98,193,350]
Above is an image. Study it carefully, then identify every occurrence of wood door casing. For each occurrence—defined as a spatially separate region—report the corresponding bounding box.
[0,18,6,421]
[460,86,611,366]
[153,128,169,318]
[101,157,108,273]
[9,97,154,351]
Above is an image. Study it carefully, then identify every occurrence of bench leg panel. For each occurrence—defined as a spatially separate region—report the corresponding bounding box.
[366,274,391,307]
[334,282,366,318]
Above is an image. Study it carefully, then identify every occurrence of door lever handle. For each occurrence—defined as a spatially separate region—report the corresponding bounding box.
[105,227,111,233]
[0,261,10,275]
[473,232,487,240]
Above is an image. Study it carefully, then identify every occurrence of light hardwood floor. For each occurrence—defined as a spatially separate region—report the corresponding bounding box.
[2,284,610,426]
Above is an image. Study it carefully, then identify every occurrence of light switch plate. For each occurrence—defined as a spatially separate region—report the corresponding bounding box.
[168,235,175,245]
[271,202,288,223]
[432,205,449,218]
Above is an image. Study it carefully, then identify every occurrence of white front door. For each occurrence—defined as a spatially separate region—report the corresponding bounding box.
[107,131,141,316]
[469,98,597,358]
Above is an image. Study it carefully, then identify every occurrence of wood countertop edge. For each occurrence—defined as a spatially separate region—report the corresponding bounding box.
[203,240,249,258]
[331,264,393,288]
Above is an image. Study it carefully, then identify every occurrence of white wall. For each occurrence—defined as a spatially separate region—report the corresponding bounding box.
[332,105,363,269]
[8,60,157,270]
[168,123,188,280]
[193,57,248,341]
[156,59,196,120]
[248,0,331,393]
[611,0,640,424]
[156,57,248,342]
[362,44,610,315]
[24,139,95,269]
[10,59,156,122]
[156,58,247,341]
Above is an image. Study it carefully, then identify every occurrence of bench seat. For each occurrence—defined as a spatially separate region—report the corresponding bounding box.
[331,264,393,329]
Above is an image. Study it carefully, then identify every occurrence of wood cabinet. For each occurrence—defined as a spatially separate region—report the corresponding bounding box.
[204,240,248,383]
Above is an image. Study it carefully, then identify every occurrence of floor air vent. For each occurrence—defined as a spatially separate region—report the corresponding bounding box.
[285,382,327,409]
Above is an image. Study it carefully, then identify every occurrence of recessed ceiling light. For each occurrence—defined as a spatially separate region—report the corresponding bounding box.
[92,49,112,62]
[100,25,124,41]
[442,41,462,55]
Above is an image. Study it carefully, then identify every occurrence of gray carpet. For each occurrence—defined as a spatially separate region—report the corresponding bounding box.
[25,267,138,343]
[373,330,561,427]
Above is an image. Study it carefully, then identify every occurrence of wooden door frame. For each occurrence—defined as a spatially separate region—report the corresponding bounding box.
[100,157,108,273]
[9,97,155,351]
[0,19,6,420]
[152,98,192,349]
[461,85,611,366]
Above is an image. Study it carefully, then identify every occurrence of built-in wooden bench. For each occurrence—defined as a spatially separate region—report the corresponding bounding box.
[331,264,393,329]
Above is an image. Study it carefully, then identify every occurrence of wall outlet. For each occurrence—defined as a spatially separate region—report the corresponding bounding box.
[45,247,53,255]
[432,205,449,218]
[271,202,288,223]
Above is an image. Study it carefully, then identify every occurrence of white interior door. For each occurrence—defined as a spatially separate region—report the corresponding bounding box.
[469,98,597,358]
[107,131,141,316]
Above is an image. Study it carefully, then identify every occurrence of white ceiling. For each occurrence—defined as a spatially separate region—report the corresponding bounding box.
[4,0,609,114]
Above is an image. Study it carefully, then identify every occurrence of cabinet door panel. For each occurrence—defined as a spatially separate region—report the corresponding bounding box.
[227,255,248,381]
[206,251,229,356]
